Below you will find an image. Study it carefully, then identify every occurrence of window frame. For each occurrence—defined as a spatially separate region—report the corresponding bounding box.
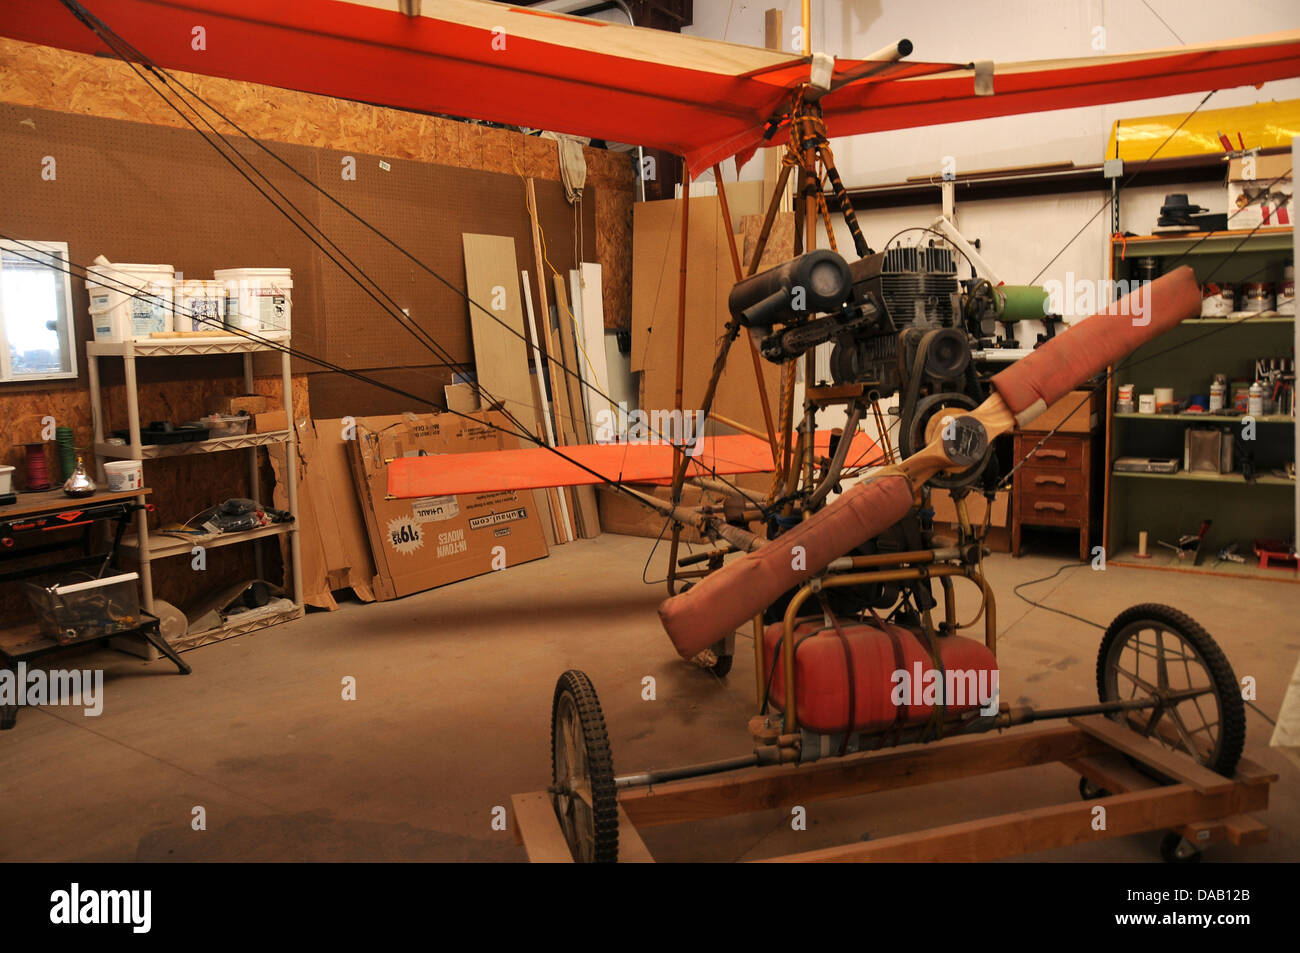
[0,239,79,384]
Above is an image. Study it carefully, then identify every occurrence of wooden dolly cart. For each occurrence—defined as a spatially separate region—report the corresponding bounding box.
[512,547,1276,863]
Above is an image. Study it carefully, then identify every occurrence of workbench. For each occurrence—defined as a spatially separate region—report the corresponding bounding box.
[0,486,190,729]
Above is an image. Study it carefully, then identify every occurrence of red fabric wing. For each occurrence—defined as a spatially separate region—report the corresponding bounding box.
[4,3,1296,176]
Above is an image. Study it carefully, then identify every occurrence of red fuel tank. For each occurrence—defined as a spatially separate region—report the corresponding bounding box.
[762,618,999,735]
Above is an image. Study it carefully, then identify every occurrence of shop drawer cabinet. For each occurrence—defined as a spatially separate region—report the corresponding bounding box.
[1011,391,1102,561]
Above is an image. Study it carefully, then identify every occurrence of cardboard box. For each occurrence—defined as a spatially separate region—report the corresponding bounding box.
[1227,154,1293,230]
[443,382,481,414]
[348,411,549,600]
[1018,389,1097,434]
[252,410,288,434]
[930,488,1010,553]
[205,393,270,417]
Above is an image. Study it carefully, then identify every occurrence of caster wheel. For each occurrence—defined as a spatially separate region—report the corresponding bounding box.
[1097,604,1245,777]
[1160,832,1203,864]
[550,670,619,863]
[1078,777,1110,800]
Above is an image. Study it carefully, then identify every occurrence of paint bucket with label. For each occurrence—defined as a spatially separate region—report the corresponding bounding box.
[85,259,175,341]
[214,267,292,340]
[1138,394,1157,414]
[1240,282,1275,313]
[175,279,226,334]
[1200,282,1234,317]
[103,460,144,491]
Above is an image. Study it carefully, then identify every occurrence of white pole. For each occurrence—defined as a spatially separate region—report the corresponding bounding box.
[522,270,574,543]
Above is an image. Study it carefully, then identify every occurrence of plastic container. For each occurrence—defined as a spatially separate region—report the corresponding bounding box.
[103,459,144,491]
[86,259,175,341]
[25,571,142,644]
[185,413,250,438]
[0,463,13,494]
[214,267,292,339]
[174,278,225,334]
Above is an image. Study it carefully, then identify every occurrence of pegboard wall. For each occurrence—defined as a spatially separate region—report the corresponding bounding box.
[0,98,601,614]
[0,102,597,418]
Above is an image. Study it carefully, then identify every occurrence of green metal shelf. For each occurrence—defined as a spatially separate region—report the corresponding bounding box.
[1109,545,1298,583]
[1113,413,1293,425]
[1112,470,1294,487]
[1104,224,1295,560]
[1112,227,1294,257]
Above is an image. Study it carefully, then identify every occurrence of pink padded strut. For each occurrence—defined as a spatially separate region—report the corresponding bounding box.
[992,266,1200,426]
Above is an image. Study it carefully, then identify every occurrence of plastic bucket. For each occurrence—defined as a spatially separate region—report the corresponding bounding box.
[0,464,13,495]
[103,459,144,491]
[214,267,292,339]
[86,260,175,341]
[175,278,225,334]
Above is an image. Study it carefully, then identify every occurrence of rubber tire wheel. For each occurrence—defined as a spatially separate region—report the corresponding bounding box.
[1160,831,1203,864]
[709,654,733,677]
[1095,603,1245,778]
[1078,777,1110,800]
[550,670,619,863]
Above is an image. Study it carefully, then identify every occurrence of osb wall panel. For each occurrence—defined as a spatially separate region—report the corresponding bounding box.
[0,37,635,330]
[597,187,634,331]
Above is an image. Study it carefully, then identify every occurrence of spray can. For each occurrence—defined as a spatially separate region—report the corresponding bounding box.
[1209,380,1226,414]
[1248,382,1265,416]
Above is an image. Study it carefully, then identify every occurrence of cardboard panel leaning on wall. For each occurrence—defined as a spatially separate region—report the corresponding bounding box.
[632,196,782,437]
[268,417,381,610]
[348,411,549,601]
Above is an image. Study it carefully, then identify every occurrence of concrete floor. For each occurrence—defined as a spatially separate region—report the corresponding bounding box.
[1,533,1296,862]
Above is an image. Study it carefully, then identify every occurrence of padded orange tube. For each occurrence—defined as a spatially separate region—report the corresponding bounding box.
[658,471,915,659]
[991,266,1200,426]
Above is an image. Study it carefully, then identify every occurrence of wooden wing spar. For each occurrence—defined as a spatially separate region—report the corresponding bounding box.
[3,2,1298,174]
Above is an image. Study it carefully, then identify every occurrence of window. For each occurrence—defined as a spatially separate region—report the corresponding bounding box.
[0,240,77,382]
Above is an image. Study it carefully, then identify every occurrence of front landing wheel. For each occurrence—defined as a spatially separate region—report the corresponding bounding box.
[1096,604,1245,778]
[1160,831,1204,864]
[550,670,619,863]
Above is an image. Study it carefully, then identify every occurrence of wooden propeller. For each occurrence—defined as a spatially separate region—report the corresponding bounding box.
[658,266,1203,659]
